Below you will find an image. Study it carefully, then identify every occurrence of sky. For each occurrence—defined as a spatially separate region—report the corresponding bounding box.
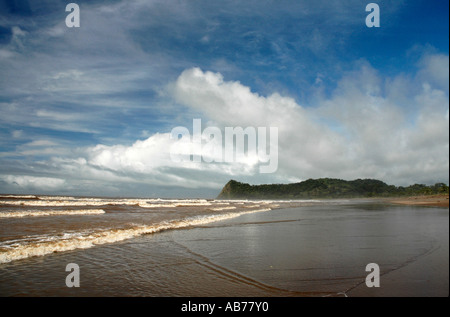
[0,0,448,198]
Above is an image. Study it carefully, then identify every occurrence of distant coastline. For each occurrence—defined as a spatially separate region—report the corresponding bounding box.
[217,179,449,206]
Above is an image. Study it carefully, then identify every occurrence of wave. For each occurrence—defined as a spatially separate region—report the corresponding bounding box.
[0,195,39,200]
[0,199,140,207]
[138,202,213,208]
[0,208,271,264]
[36,196,76,200]
[0,197,213,208]
[138,203,178,208]
[0,195,308,210]
[210,206,237,211]
[0,209,105,218]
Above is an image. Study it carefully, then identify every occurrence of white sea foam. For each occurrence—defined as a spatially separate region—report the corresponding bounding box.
[175,202,212,207]
[0,200,100,207]
[0,197,215,208]
[0,209,105,218]
[0,195,38,199]
[138,200,213,208]
[37,196,76,200]
[0,208,271,264]
[138,203,178,208]
[210,206,237,211]
[0,199,142,207]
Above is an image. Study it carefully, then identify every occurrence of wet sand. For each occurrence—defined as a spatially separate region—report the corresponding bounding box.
[348,194,448,296]
[0,199,447,297]
[2,200,448,297]
[348,234,449,297]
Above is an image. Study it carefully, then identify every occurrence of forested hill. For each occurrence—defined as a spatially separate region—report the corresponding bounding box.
[216,178,449,199]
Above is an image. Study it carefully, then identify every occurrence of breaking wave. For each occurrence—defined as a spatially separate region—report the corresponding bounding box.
[0,208,271,264]
[0,209,105,218]
[210,206,237,211]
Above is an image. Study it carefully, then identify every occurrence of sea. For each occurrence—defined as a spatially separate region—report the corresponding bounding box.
[0,194,448,297]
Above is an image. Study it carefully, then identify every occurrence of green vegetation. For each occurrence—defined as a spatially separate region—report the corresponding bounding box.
[217,178,449,199]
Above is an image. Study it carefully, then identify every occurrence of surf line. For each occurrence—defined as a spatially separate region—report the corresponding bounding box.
[0,208,272,264]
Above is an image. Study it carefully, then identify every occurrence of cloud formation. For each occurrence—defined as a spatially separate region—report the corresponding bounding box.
[171,62,449,185]
[0,1,448,196]
[11,57,443,195]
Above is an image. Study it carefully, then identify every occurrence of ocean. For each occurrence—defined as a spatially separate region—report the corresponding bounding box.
[0,195,448,297]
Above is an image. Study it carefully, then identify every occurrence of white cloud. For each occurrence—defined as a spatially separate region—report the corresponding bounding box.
[1,175,65,190]
[171,65,448,185]
[172,67,353,178]
[0,1,447,198]
[88,133,174,173]
[317,61,449,185]
[1,56,448,195]
[35,60,445,192]
[417,53,449,92]
[84,129,264,185]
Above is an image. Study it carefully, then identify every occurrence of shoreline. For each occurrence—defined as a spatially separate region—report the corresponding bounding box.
[0,196,447,297]
[383,194,449,208]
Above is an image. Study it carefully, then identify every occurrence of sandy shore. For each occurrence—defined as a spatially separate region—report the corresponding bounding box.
[386,194,449,208]
[1,199,447,297]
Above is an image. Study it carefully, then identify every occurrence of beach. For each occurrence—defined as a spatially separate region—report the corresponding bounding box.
[387,194,449,208]
[0,194,448,297]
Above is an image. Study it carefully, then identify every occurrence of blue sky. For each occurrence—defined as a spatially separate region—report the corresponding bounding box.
[0,0,448,197]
